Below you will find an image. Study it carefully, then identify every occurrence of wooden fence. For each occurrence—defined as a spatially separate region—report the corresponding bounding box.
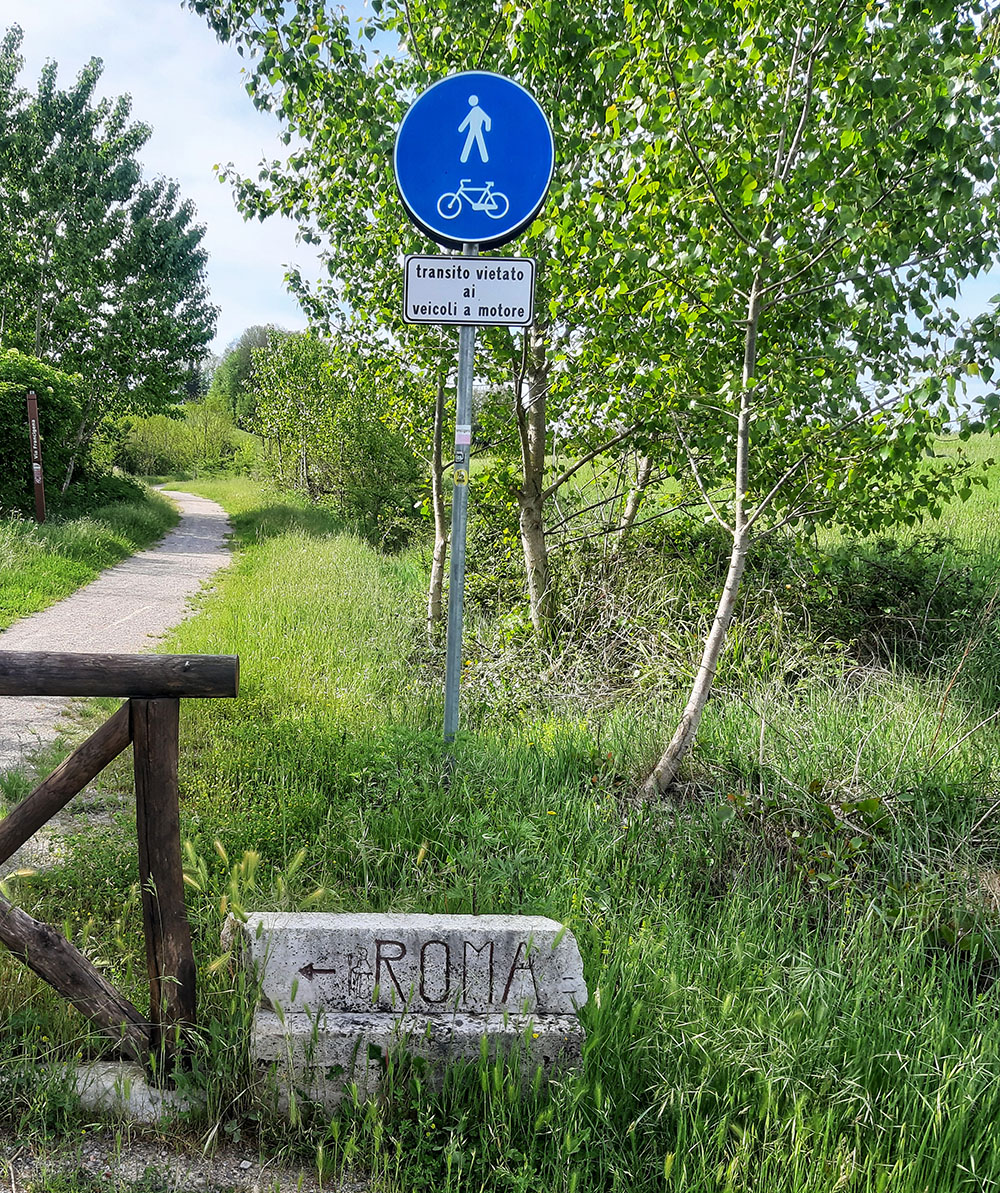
[0,651,238,1074]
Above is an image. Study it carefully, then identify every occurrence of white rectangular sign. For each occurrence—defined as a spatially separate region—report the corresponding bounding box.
[403,255,536,327]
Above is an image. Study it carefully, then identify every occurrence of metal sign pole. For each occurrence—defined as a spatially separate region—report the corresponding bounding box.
[443,243,479,743]
[26,390,46,524]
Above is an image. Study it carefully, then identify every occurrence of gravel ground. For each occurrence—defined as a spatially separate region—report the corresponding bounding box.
[0,490,232,774]
[0,1129,368,1192]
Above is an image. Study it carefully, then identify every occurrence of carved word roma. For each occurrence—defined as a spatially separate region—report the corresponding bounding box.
[299,937,540,1008]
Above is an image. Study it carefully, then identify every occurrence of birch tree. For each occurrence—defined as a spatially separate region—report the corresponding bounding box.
[575,0,1000,793]
[189,0,1000,706]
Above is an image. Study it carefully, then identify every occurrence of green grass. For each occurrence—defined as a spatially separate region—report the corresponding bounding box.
[0,489,179,630]
[932,430,1000,553]
[4,460,1000,1190]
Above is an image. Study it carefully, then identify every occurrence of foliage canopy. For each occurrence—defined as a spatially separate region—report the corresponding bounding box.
[251,330,422,546]
[0,25,218,492]
[190,0,1000,781]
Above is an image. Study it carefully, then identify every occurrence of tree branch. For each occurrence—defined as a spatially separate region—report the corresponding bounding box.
[776,0,855,186]
[401,0,427,70]
[476,6,508,70]
[663,56,753,250]
[763,214,975,313]
[747,391,903,530]
[763,153,925,301]
[541,422,640,501]
[745,457,810,531]
[762,503,835,534]
[772,22,804,180]
[546,470,667,533]
[549,496,707,552]
[672,412,734,535]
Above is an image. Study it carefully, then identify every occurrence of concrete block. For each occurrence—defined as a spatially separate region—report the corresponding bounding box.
[228,912,588,1016]
[252,1007,585,1111]
[73,1062,203,1123]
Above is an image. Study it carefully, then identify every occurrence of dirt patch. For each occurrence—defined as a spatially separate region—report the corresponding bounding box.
[0,1129,367,1192]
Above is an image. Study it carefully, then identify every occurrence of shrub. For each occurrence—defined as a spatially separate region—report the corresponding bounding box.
[252,332,422,549]
[805,534,982,667]
[458,510,995,718]
[113,405,244,476]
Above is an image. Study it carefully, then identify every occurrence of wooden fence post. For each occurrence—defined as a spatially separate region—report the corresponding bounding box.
[0,652,238,1078]
[131,697,196,1066]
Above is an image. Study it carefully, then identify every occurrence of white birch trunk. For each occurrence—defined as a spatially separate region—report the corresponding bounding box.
[517,329,555,640]
[614,454,654,549]
[645,275,763,795]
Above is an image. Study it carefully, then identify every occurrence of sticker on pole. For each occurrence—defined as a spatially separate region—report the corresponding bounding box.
[404,255,536,326]
[394,71,554,249]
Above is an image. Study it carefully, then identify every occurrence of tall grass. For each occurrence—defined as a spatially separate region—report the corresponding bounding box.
[3,464,1000,1190]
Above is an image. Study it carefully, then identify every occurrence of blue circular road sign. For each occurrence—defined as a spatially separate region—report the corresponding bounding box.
[394,71,554,250]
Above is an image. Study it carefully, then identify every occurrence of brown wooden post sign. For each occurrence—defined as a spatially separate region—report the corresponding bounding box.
[26,390,46,523]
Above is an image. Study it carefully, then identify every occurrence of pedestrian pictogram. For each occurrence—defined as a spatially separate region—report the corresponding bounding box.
[459,95,491,163]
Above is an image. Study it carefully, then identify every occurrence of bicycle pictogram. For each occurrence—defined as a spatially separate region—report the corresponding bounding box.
[437,179,510,221]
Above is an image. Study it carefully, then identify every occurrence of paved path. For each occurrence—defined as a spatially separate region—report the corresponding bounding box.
[0,490,232,773]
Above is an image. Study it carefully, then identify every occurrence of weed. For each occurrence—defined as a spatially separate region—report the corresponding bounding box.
[5,462,1000,1191]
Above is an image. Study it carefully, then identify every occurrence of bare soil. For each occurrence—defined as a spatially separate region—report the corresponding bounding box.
[0,1128,367,1192]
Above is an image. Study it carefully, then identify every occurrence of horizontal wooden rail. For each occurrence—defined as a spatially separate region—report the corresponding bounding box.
[0,701,132,867]
[0,652,238,698]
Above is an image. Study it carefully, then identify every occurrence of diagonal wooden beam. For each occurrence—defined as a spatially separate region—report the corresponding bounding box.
[0,891,150,1061]
[0,701,132,868]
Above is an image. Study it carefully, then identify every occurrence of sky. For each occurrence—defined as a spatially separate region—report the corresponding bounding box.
[1,2,998,376]
[0,0,359,355]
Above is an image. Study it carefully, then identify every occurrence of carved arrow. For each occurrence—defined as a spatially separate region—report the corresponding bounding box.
[298,962,338,980]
